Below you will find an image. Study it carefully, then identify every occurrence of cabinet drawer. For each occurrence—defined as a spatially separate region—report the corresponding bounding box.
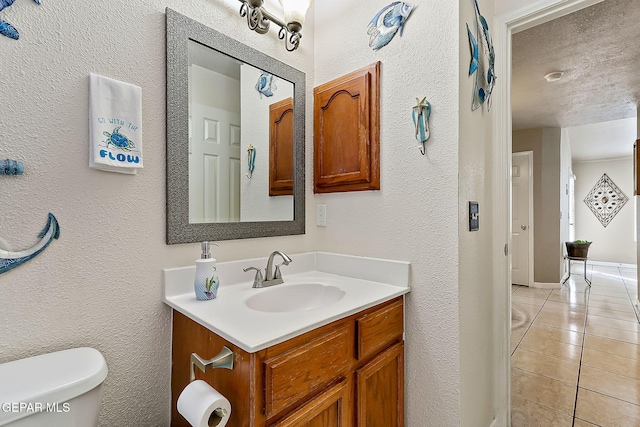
[264,324,351,419]
[356,299,403,360]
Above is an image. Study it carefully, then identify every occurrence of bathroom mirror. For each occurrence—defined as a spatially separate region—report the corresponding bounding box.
[166,9,305,244]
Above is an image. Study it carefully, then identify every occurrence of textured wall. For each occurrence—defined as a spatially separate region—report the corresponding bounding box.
[574,157,635,264]
[458,0,497,424]
[513,128,563,283]
[314,1,463,425]
[0,1,315,426]
[560,128,572,252]
[494,0,539,16]
[0,0,499,425]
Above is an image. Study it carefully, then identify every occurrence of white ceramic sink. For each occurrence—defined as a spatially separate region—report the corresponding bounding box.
[163,252,411,352]
[245,283,346,313]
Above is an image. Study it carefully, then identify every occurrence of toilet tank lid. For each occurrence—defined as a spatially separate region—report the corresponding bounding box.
[0,347,107,425]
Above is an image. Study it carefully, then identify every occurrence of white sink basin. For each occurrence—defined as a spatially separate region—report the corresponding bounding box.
[245,283,346,313]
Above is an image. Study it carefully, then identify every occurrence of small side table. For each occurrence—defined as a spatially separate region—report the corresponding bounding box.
[561,256,591,287]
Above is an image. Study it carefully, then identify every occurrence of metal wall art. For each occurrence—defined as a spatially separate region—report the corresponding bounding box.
[412,97,431,155]
[0,213,60,275]
[367,1,414,51]
[0,0,41,40]
[255,71,276,98]
[1,159,24,175]
[583,173,628,228]
[466,0,495,111]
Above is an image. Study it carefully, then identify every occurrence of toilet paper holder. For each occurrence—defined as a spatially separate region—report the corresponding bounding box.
[190,346,235,382]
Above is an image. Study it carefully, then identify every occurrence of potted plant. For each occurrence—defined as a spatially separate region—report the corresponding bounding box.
[565,240,592,258]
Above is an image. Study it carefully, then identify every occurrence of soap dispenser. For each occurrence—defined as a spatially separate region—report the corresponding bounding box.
[194,242,220,301]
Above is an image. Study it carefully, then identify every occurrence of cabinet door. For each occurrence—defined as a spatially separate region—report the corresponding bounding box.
[356,342,404,427]
[270,380,352,427]
[313,62,380,194]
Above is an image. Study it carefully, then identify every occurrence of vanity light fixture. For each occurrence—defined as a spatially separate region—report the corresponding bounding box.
[543,71,565,82]
[238,0,313,51]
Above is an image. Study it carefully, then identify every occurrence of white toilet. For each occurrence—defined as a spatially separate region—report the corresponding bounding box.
[0,347,108,426]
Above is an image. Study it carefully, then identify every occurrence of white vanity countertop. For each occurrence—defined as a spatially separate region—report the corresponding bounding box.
[163,252,410,353]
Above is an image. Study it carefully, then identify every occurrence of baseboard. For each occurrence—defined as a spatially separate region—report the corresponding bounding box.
[531,282,561,289]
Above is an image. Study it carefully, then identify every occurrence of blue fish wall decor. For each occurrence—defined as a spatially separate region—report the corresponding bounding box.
[467,0,496,111]
[367,2,414,51]
[0,0,41,40]
[0,213,60,275]
[255,71,277,99]
[1,159,25,175]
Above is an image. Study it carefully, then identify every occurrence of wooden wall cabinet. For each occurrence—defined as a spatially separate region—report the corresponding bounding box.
[269,98,294,196]
[313,62,380,194]
[171,297,404,427]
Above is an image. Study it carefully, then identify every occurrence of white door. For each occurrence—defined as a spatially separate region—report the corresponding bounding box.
[512,152,532,285]
[189,104,241,223]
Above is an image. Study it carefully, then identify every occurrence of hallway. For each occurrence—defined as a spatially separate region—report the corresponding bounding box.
[511,264,639,426]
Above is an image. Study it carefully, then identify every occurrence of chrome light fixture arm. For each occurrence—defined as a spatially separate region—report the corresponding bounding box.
[278,26,301,52]
[239,1,270,35]
[238,0,303,51]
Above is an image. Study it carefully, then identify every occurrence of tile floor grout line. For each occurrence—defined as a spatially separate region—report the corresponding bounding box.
[510,286,551,355]
[576,386,640,408]
[517,288,553,351]
[619,266,640,324]
[512,266,640,425]
[571,280,590,426]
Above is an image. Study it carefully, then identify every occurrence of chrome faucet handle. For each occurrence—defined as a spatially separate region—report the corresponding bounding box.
[273,261,289,280]
[243,266,264,288]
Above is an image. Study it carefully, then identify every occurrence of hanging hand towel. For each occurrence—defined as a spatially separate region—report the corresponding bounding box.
[89,73,143,174]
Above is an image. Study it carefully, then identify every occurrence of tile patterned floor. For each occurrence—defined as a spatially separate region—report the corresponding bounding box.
[511,264,639,426]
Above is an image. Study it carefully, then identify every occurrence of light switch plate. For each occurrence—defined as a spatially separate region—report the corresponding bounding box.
[469,201,479,231]
[317,204,327,227]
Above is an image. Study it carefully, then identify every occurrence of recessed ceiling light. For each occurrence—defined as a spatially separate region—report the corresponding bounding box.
[544,71,565,82]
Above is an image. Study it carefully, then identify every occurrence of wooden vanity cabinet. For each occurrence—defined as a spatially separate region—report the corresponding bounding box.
[170,297,404,427]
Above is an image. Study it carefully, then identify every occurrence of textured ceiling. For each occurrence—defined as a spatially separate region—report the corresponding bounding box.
[567,117,636,161]
[512,0,640,131]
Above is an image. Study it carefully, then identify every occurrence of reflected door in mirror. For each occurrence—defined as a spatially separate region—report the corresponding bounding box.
[188,59,242,223]
[190,104,241,223]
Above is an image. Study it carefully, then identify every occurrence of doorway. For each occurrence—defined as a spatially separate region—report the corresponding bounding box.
[511,152,533,286]
[491,0,605,424]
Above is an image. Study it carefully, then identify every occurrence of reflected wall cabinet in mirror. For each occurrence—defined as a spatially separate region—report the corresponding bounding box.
[166,8,305,244]
[269,97,294,196]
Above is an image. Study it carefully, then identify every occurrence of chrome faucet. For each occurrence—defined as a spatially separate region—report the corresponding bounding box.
[243,251,292,288]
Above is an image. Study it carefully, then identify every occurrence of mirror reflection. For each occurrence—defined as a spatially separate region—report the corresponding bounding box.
[188,41,294,224]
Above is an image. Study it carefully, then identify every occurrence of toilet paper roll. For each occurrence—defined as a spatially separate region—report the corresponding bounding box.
[177,380,232,427]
